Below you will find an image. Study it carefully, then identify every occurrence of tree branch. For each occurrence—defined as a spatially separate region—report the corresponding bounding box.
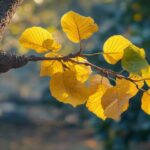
[0,0,24,41]
[0,50,150,95]
[0,0,149,96]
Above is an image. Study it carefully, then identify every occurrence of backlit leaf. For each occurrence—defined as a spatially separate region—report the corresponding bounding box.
[61,11,98,43]
[19,27,61,53]
[117,76,144,97]
[142,66,150,87]
[50,71,89,107]
[141,90,150,115]
[40,55,92,82]
[121,45,148,74]
[86,75,112,120]
[66,57,92,82]
[101,79,133,120]
[40,53,63,77]
[103,35,132,64]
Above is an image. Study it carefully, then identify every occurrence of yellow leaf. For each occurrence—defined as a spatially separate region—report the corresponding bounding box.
[101,87,132,120]
[117,76,144,97]
[50,71,89,107]
[103,35,132,64]
[19,26,61,53]
[40,53,63,77]
[101,79,133,120]
[88,74,111,94]
[142,66,150,87]
[86,75,112,120]
[40,55,92,82]
[61,11,98,43]
[66,57,92,82]
[141,90,150,115]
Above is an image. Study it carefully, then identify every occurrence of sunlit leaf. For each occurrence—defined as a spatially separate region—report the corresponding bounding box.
[121,45,148,74]
[101,79,133,120]
[142,66,150,87]
[40,53,63,77]
[141,90,150,115]
[103,35,132,64]
[86,75,112,120]
[88,74,111,94]
[61,11,98,43]
[41,55,92,82]
[117,76,144,97]
[50,71,89,107]
[19,26,61,53]
[66,57,92,82]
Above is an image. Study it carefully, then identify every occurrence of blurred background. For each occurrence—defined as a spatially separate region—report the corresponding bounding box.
[0,0,150,149]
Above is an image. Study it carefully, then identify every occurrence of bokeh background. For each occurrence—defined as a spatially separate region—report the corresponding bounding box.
[0,0,150,149]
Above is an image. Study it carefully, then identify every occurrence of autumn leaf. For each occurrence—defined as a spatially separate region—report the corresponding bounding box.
[86,75,112,120]
[117,76,144,97]
[61,11,98,43]
[19,26,61,53]
[40,53,63,77]
[66,57,92,82]
[50,71,89,107]
[101,79,133,120]
[142,66,150,87]
[40,55,92,82]
[103,35,132,64]
[121,45,148,74]
[141,90,150,115]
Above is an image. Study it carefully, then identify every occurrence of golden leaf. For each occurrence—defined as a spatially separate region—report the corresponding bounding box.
[142,66,150,87]
[66,57,92,82]
[40,55,92,82]
[19,27,61,53]
[40,53,63,77]
[86,75,112,120]
[103,35,132,64]
[141,90,150,115]
[50,71,89,107]
[101,79,133,120]
[61,11,98,43]
[117,77,144,97]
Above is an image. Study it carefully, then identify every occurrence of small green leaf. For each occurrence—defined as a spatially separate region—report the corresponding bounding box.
[121,45,149,74]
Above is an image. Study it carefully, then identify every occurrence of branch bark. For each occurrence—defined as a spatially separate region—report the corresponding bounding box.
[0,0,24,41]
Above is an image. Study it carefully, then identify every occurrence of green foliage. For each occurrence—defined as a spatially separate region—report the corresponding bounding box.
[121,45,148,74]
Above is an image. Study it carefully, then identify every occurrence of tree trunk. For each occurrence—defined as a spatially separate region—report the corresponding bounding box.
[0,0,24,41]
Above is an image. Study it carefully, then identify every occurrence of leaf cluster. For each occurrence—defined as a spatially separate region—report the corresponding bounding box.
[19,11,150,120]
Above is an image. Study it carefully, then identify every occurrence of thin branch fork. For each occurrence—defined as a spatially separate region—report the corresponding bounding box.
[0,49,150,95]
[0,51,149,83]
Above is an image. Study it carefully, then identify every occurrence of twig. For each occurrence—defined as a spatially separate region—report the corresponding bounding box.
[0,50,150,95]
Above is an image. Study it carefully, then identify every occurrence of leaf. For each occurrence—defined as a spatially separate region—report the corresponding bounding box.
[88,74,111,94]
[86,75,112,120]
[141,90,150,115]
[40,53,63,77]
[61,11,98,43]
[19,26,61,53]
[103,35,132,64]
[142,66,150,87]
[121,45,148,74]
[101,79,133,120]
[66,57,92,82]
[40,55,92,82]
[50,71,89,107]
[117,76,144,97]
